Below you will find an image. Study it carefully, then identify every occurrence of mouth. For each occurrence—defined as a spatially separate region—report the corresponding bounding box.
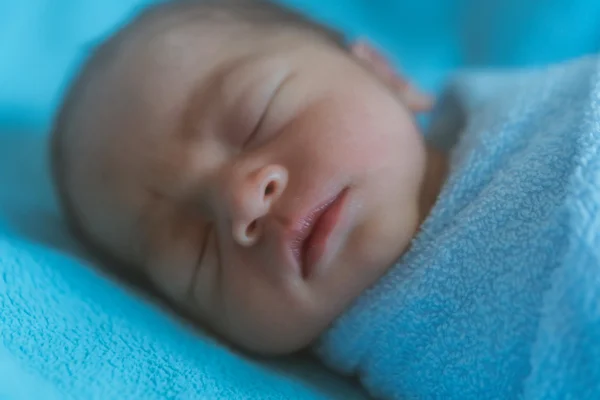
[289,188,349,279]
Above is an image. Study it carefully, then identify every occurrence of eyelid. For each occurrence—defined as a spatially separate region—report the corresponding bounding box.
[191,223,213,291]
[242,72,293,148]
[198,224,213,269]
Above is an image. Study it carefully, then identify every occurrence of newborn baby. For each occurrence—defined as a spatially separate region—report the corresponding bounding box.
[51,0,445,355]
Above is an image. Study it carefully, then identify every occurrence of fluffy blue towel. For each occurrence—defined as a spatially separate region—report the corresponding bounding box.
[316,54,600,399]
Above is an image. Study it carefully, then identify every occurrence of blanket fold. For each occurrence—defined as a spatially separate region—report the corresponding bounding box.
[316,54,600,400]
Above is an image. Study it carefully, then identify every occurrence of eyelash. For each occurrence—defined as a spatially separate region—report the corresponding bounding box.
[241,72,292,148]
[242,98,271,148]
[195,224,213,273]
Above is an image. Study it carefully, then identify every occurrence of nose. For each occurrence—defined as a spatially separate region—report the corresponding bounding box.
[229,164,288,247]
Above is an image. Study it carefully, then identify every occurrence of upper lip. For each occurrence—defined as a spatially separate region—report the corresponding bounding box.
[287,190,342,276]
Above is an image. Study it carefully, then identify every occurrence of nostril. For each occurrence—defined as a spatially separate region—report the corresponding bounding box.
[264,181,276,197]
[246,220,258,237]
[235,219,260,247]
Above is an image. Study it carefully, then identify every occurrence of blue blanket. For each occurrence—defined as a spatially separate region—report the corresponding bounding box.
[316,55,600,399]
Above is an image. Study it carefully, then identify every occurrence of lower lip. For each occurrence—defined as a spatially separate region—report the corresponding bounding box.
[301,189,348,278]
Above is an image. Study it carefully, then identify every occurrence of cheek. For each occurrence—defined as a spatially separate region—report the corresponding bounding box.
[283,102,422,180]
[216,267,321,353]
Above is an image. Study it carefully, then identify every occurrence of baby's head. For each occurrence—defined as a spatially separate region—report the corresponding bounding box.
[51,0,431,354]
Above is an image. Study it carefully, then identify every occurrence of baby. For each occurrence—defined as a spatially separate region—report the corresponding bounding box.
[51,0,445,355]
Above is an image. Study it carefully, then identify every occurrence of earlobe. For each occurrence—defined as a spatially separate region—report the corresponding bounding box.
[350,39,434,113]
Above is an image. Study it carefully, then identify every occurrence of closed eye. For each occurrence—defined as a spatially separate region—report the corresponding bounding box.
[242,100,270,148]
[189,224,213,298]
[242,72,294,148]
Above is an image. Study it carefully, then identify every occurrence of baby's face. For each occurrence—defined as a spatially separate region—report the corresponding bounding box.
[68,24,427,354]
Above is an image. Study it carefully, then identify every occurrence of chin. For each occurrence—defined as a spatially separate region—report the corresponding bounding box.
[237,331,317,356]
[224,314,324,356]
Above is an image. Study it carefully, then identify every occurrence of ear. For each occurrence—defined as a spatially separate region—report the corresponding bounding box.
[350,39,433,113]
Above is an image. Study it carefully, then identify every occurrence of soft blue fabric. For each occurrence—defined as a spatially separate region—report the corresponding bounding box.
[0,347,61,400]
[316,55,600,399]
[2,0,600,398]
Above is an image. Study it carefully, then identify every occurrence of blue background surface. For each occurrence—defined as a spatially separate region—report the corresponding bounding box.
[2,0,600,128]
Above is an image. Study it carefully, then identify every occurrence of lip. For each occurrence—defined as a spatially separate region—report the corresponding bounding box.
[288,188,349,279]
